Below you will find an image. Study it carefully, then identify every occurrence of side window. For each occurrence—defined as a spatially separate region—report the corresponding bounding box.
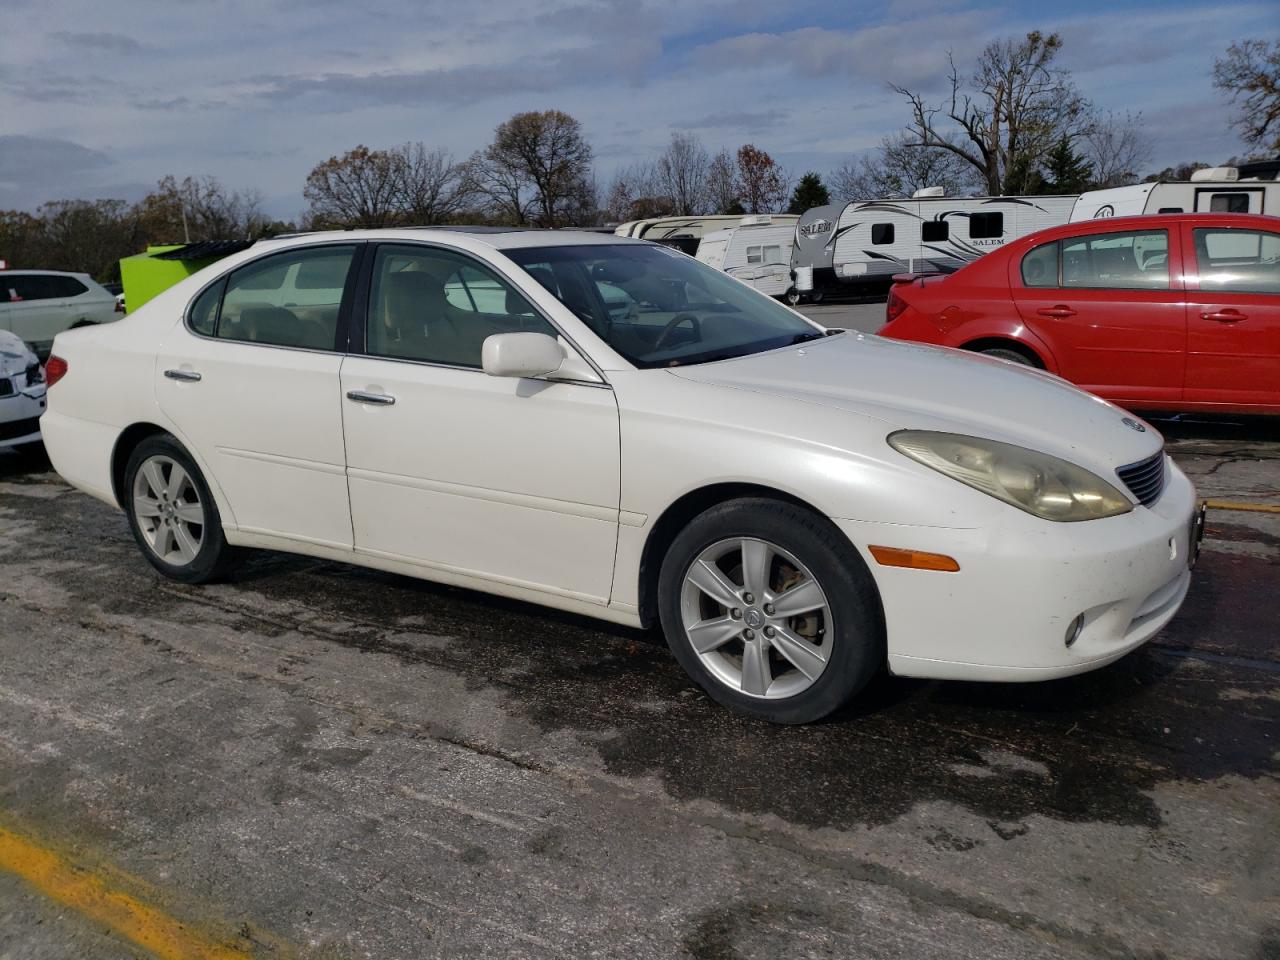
[188,279,225,336]
[217,245,356,350]
[969,212,1003,239]
[1061,230,1169,289]
[1021,241,1058,288]
[1194,229,1280,294]
[1209,192,1251,214]
[53,276,89,297]
[921,220,949,243]
[762,245,784,265]
[7,275,55,301]
[745,245,762,264]
[871,223,894,245]
[1157,207,1183,214]
[367,245,558,368]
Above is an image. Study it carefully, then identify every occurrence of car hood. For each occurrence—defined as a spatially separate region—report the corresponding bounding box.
[667,332,1163,474]
[0,330,37,378]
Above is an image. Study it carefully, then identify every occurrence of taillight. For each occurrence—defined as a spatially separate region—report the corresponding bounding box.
[114,299,125,313]
[45,355,68,387]
[885,288,909,323]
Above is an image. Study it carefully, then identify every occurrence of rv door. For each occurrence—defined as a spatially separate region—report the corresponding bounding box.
[1193,187,1265,214]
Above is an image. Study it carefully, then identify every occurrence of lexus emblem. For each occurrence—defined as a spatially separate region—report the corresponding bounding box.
[1121,417,1147,433]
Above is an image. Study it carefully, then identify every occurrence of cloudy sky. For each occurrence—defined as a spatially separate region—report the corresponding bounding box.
[0,0,1274,219]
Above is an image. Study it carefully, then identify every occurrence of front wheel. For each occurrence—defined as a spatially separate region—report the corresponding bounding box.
[658,498,884,724]
[124,435,236,583]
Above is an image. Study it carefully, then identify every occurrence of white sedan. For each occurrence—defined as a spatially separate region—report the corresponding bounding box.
[41,229,1201,723]
[0,329,46,449]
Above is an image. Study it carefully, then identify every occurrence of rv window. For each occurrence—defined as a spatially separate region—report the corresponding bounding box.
[1061,230,1169,290]
[871,224,894,245]
[969,213,1003,239]
[1193,229,1280,294]
[1157,207,1183,214]
[921,221,949,242]
[1021,241,1058,288]
[746,246,763,264]
[762,245,785,265]
[1209,193,1251,214]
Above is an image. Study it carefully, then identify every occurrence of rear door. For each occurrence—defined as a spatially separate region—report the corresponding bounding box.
[1012,227,1185,406]
[1183,223,1280,408]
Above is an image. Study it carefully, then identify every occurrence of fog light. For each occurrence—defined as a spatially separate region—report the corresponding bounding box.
[1064,614,1085,648]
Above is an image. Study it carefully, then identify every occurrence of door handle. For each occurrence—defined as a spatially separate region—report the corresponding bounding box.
[1201,309,1247,323]
[163,369,202,382]
[1036,305,1077,318]
[346,390,395,406]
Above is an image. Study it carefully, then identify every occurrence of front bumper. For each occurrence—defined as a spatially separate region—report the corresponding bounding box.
[837,460,1199,682]
[0,388,46,447]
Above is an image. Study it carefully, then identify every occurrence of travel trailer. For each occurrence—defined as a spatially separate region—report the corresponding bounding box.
[790,189,1078,301]
[1070,167,1280,220]
[696,216,796,298]
[615,215,798,256]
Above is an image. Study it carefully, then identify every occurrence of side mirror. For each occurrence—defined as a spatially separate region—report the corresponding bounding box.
[481,332,564,379]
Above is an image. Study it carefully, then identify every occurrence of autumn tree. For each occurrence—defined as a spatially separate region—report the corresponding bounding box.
[892,31,1091,195]
[135,175,266,243]
[705,149,742,214]
[787,173,830,213]
[830,133,980,200]
[1213,39,1280,152]
[736,144,787,214]
[469,110,595,226]
[657,133,709,215]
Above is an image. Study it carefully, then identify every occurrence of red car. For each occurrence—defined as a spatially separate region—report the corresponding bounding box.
[880,213,1280,415]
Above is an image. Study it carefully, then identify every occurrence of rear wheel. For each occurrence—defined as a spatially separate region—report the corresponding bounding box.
[785,287,802,307]
[658,498,884,724]
[124,435,235,583]
[975,344,1041,367]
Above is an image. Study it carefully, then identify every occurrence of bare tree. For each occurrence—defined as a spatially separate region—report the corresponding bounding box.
[604,161,670,222]
[136,175,266,242]
[303,146,401,228]
[831,133,981,200]
[392,144,470,224]
[657,133,709,215]
[736,144,788,214]
[1083,112,1152,189]
[705,149,741,214]
[470,110,595,227]
[1214,39,1280,152]
[892,31,1091,195]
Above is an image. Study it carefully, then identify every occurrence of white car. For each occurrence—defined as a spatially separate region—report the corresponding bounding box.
[0,329,46,449]
[1,270,119,359]
[40,229,1202,723]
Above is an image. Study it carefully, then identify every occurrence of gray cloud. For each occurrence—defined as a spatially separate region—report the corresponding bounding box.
[675,109,789,134]
[0,136,111,190]
[50,30,146,54]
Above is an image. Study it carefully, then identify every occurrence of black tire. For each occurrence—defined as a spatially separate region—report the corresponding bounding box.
[809,289,825,304]
[977,345,1040,367]
[123,434,236,584]
[657,498,885,724]
[785,287,802,307]
[69,320,97,329]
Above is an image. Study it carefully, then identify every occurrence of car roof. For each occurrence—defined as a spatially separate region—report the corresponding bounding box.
[1054,212,1280,234]
[0,269,91,277]
[258,227,642,253]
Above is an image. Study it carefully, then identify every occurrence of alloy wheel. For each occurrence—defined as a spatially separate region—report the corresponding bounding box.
[132,455,205,566]
[679,537,833,699]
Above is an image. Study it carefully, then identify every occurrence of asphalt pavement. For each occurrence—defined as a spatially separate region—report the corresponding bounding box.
[0,419,1277,960]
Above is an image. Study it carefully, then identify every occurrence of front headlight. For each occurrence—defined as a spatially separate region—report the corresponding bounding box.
[889,430,1133,522]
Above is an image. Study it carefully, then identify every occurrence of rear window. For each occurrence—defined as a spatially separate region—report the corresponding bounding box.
[1021,241,1058,287]
[1208,192,1251,213]
[51,276,89,297]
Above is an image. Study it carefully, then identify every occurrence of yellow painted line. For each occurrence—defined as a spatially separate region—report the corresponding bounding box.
[1204,499,1280,515]
[0,823,259,960]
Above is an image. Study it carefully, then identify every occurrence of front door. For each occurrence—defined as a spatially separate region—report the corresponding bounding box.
[340,243,621,604]
[155,243,361,548]
[1012,227,1185,406]
[1183,224,1280,408]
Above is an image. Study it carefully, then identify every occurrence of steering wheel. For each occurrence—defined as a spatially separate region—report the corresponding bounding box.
[653,312,702,350]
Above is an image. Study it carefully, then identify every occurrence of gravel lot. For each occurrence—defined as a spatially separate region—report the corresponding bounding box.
[1,417,1277,959]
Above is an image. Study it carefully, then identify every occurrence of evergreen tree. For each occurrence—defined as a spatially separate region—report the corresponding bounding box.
[1041,138,1094,194]
[787,172,831,213]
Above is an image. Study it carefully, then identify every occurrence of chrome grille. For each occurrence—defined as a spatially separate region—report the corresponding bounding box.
[1116,450,1166,507]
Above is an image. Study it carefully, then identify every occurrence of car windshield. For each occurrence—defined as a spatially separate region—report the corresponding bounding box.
[503,243,824,368]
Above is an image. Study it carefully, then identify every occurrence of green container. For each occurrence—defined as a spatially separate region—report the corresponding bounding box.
[118,245,224,313]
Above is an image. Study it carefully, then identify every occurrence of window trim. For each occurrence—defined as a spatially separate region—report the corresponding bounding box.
[921,220,950,243]
[870,223,894,246]
[350,240,611,387]
[968,211,1004,240]
[182,241,366,355]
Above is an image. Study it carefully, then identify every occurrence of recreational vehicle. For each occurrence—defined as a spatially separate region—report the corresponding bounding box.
[696,216,796,298]
[615,215,798,256]
[790,189,1077,302]
[1070,167,1280,220]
